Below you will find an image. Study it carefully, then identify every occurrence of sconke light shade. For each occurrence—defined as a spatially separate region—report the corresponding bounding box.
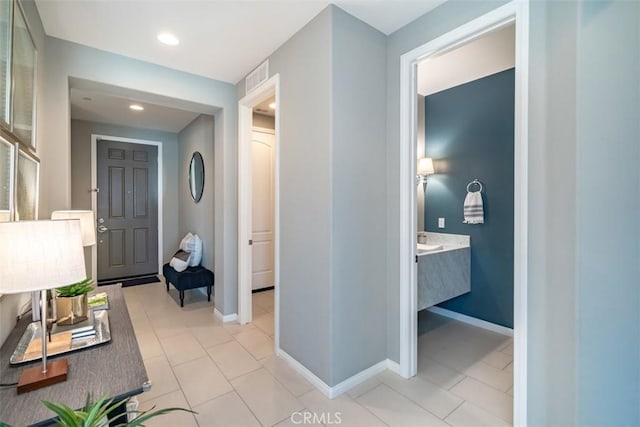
[51,210,97,247]
[0,220,86,294]
[417,157,435,176]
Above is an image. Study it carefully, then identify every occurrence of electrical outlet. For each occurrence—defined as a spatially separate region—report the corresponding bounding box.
[438,217,445,228]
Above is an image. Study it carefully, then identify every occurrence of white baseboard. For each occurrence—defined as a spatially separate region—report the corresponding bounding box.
[277,348,332,397]
[386,359,401,375]
[214,308,238,323]
[277,348,397,399]
[330,360,389,398]
[427,306,513,336]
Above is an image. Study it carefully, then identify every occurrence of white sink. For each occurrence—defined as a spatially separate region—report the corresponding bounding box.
[417,243,443,253]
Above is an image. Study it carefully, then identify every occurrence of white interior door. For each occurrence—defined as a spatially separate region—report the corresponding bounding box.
[252,128,275,290]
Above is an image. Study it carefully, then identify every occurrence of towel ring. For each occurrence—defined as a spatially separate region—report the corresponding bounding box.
[467,179,483,193]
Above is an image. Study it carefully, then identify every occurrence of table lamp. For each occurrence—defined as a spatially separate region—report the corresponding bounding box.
[0,220,86,394]
[51,210,97,247]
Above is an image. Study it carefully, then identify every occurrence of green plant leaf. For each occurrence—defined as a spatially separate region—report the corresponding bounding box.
[42,400,82,427]
[117,407,196,427]
[57,278,95,297]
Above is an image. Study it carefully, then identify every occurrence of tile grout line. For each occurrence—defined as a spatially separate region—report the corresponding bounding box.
[352,384,392,427]
[377,376,458,422]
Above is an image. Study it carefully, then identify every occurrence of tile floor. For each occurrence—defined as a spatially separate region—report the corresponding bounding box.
[124,281,513,426]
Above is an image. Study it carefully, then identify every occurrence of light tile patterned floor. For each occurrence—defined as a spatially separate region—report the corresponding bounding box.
[124,281,513,426]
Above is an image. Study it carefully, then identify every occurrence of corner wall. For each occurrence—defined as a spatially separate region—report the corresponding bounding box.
[178,115,215,271]
[330,6,387,386]
[237,7,334,382]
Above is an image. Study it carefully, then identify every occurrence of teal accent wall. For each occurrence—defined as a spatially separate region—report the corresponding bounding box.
[424,68,515,328]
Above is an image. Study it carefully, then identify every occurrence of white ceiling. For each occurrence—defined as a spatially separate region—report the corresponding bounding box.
[35,0,445,84]
[417,24,515,96]
[69,79,219,133]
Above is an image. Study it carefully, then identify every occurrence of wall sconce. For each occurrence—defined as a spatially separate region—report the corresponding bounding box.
[416,157,434,191]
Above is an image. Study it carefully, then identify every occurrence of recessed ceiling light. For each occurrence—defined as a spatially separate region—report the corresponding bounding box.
[157,32,179,46]
[129,104,144,111]
[269,102,276,110]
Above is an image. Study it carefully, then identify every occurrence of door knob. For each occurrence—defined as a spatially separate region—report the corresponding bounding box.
[97,225,109,233]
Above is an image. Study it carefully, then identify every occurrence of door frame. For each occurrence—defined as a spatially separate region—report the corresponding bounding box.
[237,74,280,345]
[398,1,529,424]
[90,134,164,281]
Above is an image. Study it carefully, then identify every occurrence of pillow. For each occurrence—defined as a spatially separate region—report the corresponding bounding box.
[179,232,194,251]
[169,249,191,272]
[178,232,203,267]
[188,234,203,267]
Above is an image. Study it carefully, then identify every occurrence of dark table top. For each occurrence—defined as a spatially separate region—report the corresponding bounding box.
[0,285,148,426]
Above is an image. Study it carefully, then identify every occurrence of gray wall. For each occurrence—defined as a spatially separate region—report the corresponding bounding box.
[178,115,215,271]
[40,36,238,317]
[575,1,639,425]
[330,6,387,385]
[0,0,47,347]
[70,119,180,268]
[238,7,334,382]
[236,6,387,386]
[425,69,515,328]
[253,113,275,130]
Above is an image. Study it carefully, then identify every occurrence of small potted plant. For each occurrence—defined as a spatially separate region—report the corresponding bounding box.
[56,278,94,326]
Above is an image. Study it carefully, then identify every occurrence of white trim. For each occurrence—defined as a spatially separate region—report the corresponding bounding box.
[427,306,514,337]
[90,134,164,281]
[386,359,402,375]
[238,74,281,355]
[214,308,238,323]
[277,349,332,397]
[277,349,393,399]
[399,2,529,425]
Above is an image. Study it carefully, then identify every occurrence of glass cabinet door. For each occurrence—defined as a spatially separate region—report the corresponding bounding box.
[0,137,13,222]
[12,2,36,148]
[16,149,38,220]
[0,0,12,128]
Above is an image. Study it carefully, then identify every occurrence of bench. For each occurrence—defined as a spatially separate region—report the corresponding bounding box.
[162,263,214,307]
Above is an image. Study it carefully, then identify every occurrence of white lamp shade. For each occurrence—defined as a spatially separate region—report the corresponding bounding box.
[51,210,96,246]
[417,157,435,175]
[0,220,87,293]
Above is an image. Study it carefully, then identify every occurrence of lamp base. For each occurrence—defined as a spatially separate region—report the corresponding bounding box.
[17,358,68,394]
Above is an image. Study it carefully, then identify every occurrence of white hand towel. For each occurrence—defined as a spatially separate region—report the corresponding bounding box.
[463,191,484,224]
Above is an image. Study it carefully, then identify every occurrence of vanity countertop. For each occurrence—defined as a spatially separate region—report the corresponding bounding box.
[417,232,470,256]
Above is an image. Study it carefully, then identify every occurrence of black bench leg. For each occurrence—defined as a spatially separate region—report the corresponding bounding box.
[166,281,170,292]
[180,290,184,307]
[207,285,211,302]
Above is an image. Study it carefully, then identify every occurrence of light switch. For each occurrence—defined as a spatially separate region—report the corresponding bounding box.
[438,217,445,228]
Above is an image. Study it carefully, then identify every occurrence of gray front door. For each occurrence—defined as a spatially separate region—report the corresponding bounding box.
[97,140,158,281]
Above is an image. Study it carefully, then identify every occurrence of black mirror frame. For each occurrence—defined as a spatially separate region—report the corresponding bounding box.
[189,151,205,203]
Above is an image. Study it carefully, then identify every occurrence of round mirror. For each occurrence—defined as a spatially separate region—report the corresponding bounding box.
[189,152,205,203]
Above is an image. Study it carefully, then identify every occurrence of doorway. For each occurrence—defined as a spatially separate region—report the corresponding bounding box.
[238,75,280,348]
[251,125,275,291]
[91,135,164,282]
[398,2,529,424]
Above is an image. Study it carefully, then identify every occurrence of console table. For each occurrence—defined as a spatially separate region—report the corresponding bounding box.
[0,285,148,426]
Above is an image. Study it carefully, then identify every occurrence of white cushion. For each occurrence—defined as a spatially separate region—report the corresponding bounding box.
[169,249,191,272]
[179,232,203,267]
[179,232,194,251]
[189,234,203,267]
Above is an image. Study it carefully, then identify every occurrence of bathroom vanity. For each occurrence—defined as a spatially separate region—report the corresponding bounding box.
[417,232,470,311]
